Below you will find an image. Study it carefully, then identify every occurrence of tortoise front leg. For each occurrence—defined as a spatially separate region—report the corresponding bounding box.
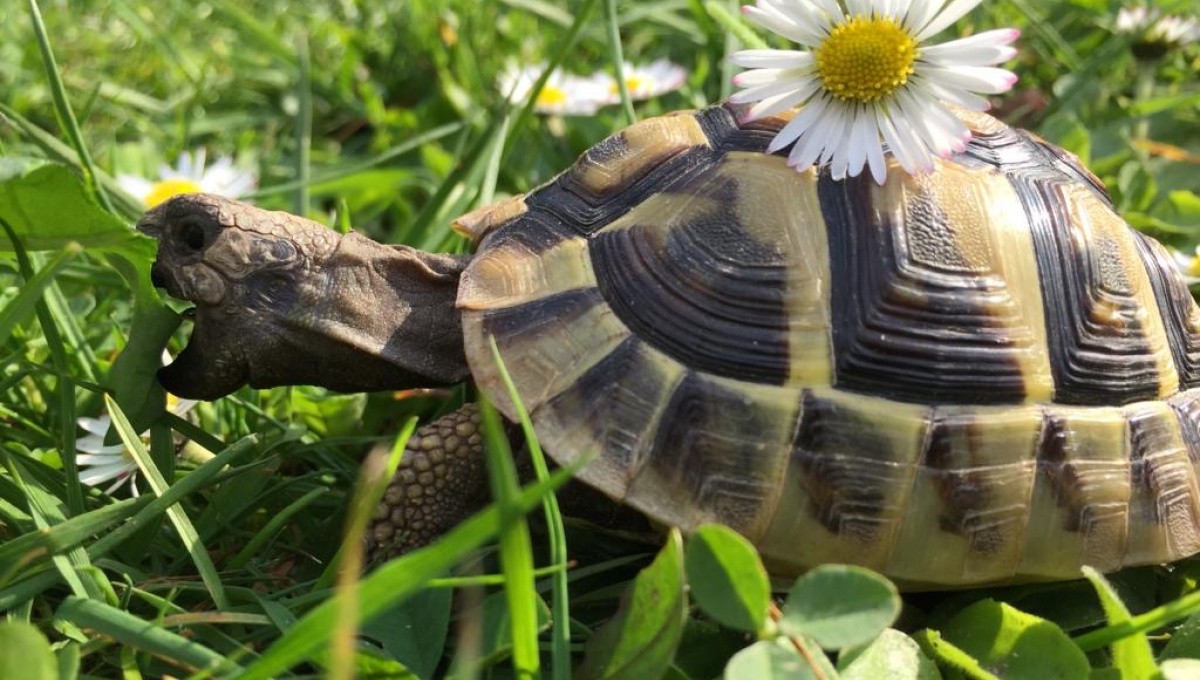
[367,404,490,562]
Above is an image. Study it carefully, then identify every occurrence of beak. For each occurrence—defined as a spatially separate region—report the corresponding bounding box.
[136,204,165,238]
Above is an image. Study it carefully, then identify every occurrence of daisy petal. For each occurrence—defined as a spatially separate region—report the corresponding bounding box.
[805,0,843,19]
[743,83,819,121]
[733,68,796,88]
[731,76,814,104]
[77,453,126,466]
[731,0,1019,180]
[904,0,945,34]
[916,0,985,40]
[922,27,1020,54]
[103,473,137,496]
[743,4,824,46]
[914,77,992,111]
[769,95,830,153]
[76,416,112,436]
[79,462,135,486]
[845,107,874,181]
[729,49,815,70]
[920,65,1018,94]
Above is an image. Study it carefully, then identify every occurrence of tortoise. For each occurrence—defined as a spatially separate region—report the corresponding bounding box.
[137,102,1200,588]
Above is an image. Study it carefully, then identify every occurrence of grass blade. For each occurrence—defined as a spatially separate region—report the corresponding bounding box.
[54,596,240,675]
[504,0,602,161]
[328,417,419,680]
[103,394,230,610]
[26,0,114,213]
[0,240,81,345]
[249,122,464,198]
[227,486,329,570]
[0,497,142,587]
[479,394,541,679]
[488,336,572,680]
[603,0,637,125]
[0,457,96,600]
[1079,567,1157,679]
[1073,587,1200,653]
[704,1,768,49]
[1,219,84,516]
[294,32,312,216]
[233,469,575,680]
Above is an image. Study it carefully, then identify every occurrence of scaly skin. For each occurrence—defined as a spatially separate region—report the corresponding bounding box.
[138,194,471,399]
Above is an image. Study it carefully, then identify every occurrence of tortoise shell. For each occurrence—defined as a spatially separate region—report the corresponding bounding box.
[453,103,1200,587]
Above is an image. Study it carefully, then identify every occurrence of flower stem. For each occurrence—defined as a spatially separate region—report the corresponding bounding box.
[1133,61,1156,145]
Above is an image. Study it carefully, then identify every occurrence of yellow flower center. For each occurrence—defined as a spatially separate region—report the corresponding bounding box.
[1189,256,1200,278]
[816,16,918,103]
[536,85,568,109]
[144,178,203,208]
[612,75,647,95]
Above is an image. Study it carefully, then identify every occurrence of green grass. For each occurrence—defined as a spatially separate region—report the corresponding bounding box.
[2,0,1200,678]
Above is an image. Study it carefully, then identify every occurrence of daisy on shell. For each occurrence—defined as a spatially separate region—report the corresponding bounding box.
[730,0,1020,184]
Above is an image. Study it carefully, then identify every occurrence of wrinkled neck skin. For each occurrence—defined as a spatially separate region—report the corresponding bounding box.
[140,194,471,400]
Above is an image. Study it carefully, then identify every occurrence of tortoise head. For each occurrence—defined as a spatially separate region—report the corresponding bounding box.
[139,194,472,399]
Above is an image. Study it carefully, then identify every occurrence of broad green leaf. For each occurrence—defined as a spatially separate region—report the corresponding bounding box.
[685,524,770,633]
[723,639,818,680]
[1161,611,1200,660]
[938,599,1088,680]
[671,619,758,680]
[360,588,452,679]
[1162,659,1200,680]
[104,303,179,434]
[779,564,900,651]
[913,629,1000,680]
[0,622,57,680]
[839,629,940,680]
[577,529,687,680]
[0,158,134,251]
[1082,567,1158,680]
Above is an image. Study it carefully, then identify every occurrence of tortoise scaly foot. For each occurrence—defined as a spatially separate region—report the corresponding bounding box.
[368,404,487,563]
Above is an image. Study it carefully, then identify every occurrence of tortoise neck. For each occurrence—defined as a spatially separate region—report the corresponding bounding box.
[279,234,473,392]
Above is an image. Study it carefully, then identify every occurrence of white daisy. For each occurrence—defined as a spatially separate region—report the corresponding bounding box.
[1171,246,1200,285]
[1115,6,1199,56]
[75,392,198,497]
[117,149,257,209]
[605,60,688,101]
[1146,15,1199,46]
[1116,6,1154,34]
[498,63,611,116]
[730,0,1020,184]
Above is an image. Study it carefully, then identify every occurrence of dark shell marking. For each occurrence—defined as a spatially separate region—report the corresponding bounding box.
[458,104,1200,585]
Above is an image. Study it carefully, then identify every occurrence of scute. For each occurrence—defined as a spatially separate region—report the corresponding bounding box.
[457,103,1200,585]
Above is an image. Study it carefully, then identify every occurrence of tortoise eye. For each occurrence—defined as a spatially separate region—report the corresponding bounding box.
[177,218,207,252]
